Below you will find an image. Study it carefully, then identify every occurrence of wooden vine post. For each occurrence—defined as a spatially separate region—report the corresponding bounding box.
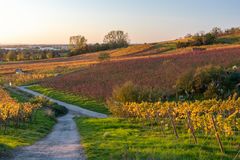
[211,115,224,153]
[168,108,179,139]
[186,111,198,144]
[156,112,165,136]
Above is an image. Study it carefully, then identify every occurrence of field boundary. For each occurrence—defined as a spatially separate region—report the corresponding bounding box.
[16,86,108,118]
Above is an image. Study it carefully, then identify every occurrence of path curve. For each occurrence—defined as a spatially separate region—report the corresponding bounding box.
[12,86,107,160]
[17,86,107,118]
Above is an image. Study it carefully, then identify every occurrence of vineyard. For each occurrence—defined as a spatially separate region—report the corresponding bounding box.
[108,95,240,155]
[0,88,39,133]
[41,46,240,100]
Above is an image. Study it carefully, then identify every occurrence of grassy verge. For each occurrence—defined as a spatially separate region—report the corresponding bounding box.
[6,87,34,102]
[28,85,109,114]
[75,117,240,160]
[0,87,56,158]
[0,111,56,158]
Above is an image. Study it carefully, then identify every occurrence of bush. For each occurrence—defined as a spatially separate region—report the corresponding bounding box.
[176,31,217,49]
[176,41,191,48]
[107,81,162,115]
[176,65,238,100]
[30,96,53,107]
[98,52,110,61]
[176,71,194,98]
[30,96,68,117]
[111,81,139,103]
[51,103,68,117]
[203,82,219,99]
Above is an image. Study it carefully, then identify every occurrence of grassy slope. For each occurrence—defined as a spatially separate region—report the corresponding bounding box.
[217,33,240,44]
[76,117,239,160]
[28,85,109,115]
[0,88,56,158]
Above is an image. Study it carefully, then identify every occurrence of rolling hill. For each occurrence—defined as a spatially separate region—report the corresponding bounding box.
[40,46,240,100]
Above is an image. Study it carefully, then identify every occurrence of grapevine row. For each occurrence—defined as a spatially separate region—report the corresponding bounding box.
[0,87,40,132]
[112,95,240,152]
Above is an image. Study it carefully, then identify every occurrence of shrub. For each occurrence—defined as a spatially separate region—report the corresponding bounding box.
[51,103,68,117]
[176,41,190,48]
[108,81,162,115]
[176,71,194,94]
[98,52,110,61]
[176,65,238,100]
[193,65,225,93]
[30,96,53,107]
[111,81,139,103]
[30,96,68,117]
[203,82,219,99]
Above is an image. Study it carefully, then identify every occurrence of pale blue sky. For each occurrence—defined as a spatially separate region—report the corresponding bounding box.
[0,0,239,44]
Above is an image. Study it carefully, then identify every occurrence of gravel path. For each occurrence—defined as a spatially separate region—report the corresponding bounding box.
[12,86,108,160]
[17,86,107,118]
[13,113,85,160]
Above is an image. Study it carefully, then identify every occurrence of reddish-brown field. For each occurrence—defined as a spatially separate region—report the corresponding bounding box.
[40,47,240,100]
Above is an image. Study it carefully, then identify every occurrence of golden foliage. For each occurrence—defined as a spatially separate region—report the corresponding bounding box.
[113,95,240,137]
[0,87,40,129]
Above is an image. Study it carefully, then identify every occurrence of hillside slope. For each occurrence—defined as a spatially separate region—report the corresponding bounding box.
[40,47,240,100]
[1,33,240,75]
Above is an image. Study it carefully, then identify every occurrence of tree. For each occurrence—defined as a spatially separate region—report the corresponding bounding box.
[175,65,238,100]
[176,71,194,97]
[211,27,222,36]
[5,51,17,61]
[202,33,216,45]
[192,34,203,46]
[103,30,129,49]
[17,52,26,61]
[69,35,87,55]
[46,52,54,59]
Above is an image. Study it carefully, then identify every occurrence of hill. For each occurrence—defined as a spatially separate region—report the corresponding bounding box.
[1,32,240,88]
[40,46,240,100]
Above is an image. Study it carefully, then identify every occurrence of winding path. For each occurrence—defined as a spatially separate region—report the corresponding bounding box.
[17,86,107,118]
[12,86,107,160]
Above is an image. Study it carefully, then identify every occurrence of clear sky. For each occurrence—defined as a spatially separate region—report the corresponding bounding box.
[0,0,239,44]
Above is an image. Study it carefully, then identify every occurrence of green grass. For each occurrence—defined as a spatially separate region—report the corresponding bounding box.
[153,41,177,53]
[216,34,240,44]
[6,87,34,102]
[28,85,110,115]
[76,117,240,160]
[0,110,56,158]
[0,87,56,158]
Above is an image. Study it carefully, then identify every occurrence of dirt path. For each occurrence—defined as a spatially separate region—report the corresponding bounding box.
[12,86,108,160]
[16,86,107,118]
[13,113,85,160]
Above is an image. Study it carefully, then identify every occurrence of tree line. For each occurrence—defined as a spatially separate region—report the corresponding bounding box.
[0,30,129,61]
[0,49,64,61]
[68,30,129,56]
[176,27,240,48]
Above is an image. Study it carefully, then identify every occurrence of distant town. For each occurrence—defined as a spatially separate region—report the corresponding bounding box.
[0,44,68,51]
